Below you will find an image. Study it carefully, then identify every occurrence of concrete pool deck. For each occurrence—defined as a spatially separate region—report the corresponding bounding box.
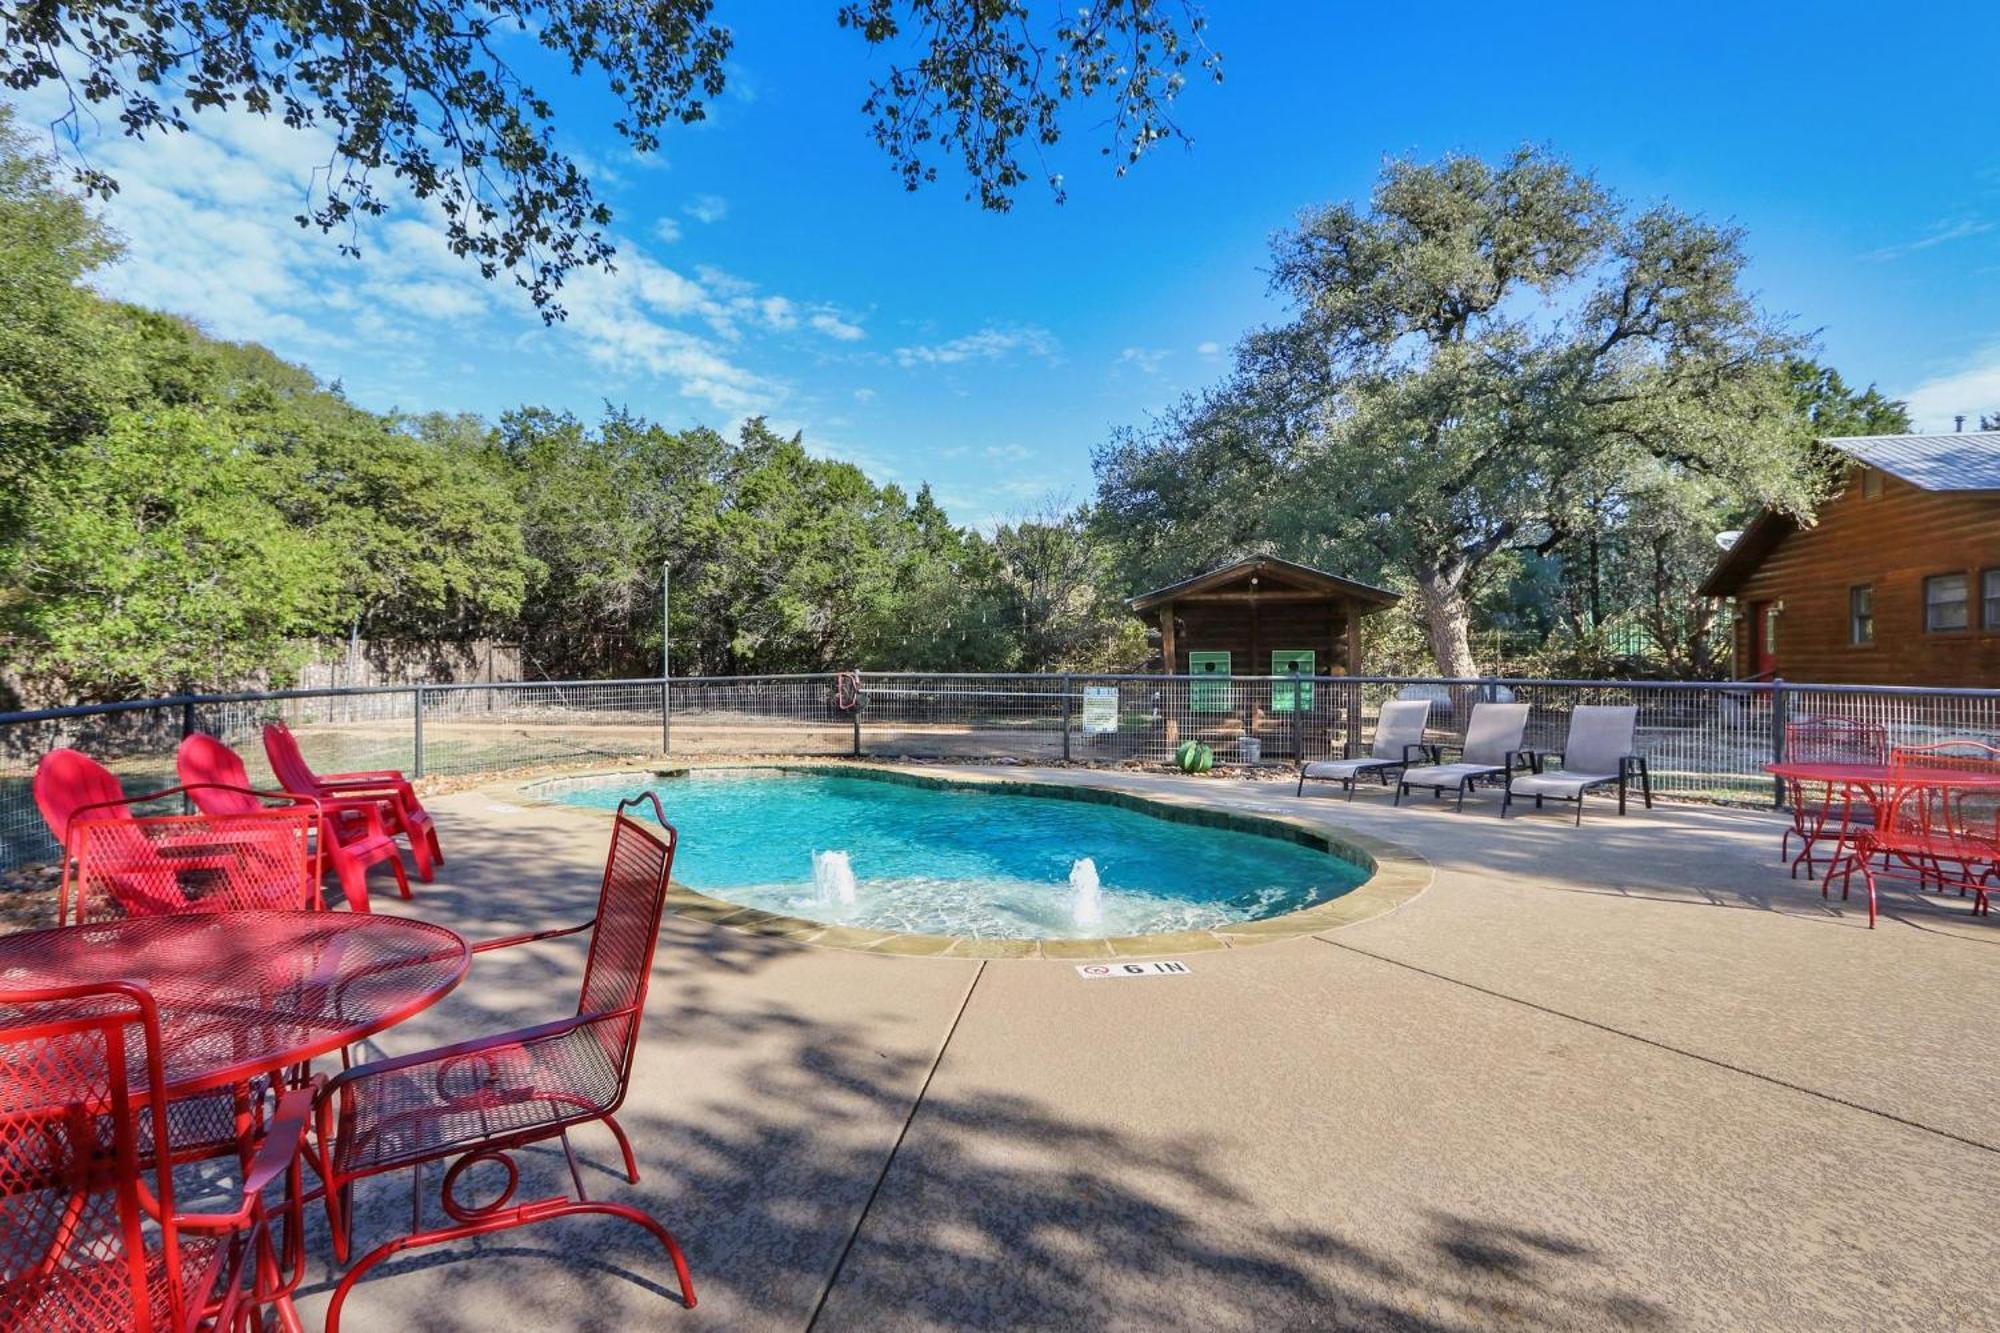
[299,763,2000,1331]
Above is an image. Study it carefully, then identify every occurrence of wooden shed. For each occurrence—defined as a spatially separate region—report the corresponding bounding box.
[1128,556,1401,755]
[1699,432,2000,686]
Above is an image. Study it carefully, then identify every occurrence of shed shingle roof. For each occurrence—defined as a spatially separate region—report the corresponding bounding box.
[1830,432,2000,491]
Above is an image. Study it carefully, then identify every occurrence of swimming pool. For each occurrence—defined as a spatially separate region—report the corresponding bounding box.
[542,769,1370,940]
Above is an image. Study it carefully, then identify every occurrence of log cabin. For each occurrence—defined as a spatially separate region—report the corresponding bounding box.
[1699,432,2000,686]
[1128,556,1400,755]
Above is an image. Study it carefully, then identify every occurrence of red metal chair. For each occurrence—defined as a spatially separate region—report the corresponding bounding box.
[177,733,410,914]
[312,793,694,1328]
[262,721,443,883]
[34,749,320,926]
[1779,718,1888,878]
[0,980,315,1331]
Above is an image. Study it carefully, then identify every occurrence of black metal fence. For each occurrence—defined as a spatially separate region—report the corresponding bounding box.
[7,671,2000,868]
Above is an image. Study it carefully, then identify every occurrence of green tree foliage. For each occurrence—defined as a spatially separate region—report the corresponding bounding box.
[12,406,339,697]
[0,107,124,550]
[5,1,1217,315]
[1097,148,1825,677]
[989,502,1146,671]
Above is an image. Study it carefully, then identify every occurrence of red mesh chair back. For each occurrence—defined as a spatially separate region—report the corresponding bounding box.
[65,807,319,925]
[0,981,188,1331]
[1785,717,1888,766]
[1891,738,2000,776]
[575,795,678,1081]
[34,748,135,847]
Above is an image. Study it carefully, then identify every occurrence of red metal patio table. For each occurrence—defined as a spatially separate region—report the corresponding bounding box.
[1766,761,2000,925]
[0,910,470,1100]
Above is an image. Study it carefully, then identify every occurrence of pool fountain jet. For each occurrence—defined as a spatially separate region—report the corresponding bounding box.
[1069,857,1102,928]
[813,849,858,905]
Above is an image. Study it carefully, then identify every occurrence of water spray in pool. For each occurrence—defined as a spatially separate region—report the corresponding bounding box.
[813,850,858,905]
[1069,857,1102,927]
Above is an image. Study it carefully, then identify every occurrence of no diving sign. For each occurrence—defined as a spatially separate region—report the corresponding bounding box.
[1075,960,1190,979]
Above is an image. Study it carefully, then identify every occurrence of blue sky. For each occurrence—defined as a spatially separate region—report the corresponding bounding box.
[28,0,2000,525]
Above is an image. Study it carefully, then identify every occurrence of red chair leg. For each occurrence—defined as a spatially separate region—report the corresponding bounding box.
[323,1201,696,1332]
[404,829,436,882]
[332,849,372,914]
[602,1113,641,1184]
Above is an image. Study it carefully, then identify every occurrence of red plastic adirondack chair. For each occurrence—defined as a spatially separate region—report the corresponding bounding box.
[0,980,314,1331]
[178,732,411,914]
[313,793,694,1328]
[262,721,443,882]
[33,748,320,926]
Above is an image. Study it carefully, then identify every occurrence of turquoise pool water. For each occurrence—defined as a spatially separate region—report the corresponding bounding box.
[546,770,1368,939]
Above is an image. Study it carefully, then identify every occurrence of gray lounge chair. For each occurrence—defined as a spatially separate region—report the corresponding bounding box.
[1502,704,1651,824]
[1396,703,1531,811]
[1296,699,1436,799]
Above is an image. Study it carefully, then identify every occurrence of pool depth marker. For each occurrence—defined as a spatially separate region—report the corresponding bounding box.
[1075,961,1190,979]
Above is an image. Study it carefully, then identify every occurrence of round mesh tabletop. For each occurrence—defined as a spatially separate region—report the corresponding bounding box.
[0,911,468,1096]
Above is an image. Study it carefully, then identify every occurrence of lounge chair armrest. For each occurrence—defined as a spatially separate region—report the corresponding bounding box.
[324,770,410,785]
[317,777,415,800]
[1504,749,1535,774]
[1400,742,1439,764]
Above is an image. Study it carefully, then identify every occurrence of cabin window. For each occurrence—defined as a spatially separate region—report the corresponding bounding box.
[1925,573,1969,632]
[1985,570,2000,629]
[1861,467,1883,499]
[1849,586,1874,645]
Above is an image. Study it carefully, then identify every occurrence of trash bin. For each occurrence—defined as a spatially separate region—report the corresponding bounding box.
[1238,735,1262,764]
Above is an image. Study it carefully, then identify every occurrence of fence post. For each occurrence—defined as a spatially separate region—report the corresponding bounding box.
[413,684,427,779]
[1770,677,1790,809]
[178,698,195,739]
[1060,675,1073,761]
[661,676,671,756]
[851,673,864,758]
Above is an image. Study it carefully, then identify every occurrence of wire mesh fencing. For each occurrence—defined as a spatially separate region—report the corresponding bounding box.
[7,671,2000,869]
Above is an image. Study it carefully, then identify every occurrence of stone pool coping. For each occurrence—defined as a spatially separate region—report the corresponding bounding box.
[499,760,1432,960]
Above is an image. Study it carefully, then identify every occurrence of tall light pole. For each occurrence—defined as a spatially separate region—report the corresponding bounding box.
[672,556,680,752]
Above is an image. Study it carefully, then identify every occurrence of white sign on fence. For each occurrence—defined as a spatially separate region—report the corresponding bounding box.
[1080,685,1120,735]
[1075,960,1190,979]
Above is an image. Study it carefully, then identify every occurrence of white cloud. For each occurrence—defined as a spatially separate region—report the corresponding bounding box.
[810,311,866,341]
[1901,346,2000,431]
[24,97,852,419]
[1117,346,1171,375]
[895,325,1058,367]
[685,194,729,224]
[852,387,877,403]
[758,295,799,330]
[1864,218,1996,262]
[1196,340,1223,357]
[651,217,683,243]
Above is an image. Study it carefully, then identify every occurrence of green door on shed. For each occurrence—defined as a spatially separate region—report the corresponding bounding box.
[1271,650,1315,711]
[1189,651,1232,712]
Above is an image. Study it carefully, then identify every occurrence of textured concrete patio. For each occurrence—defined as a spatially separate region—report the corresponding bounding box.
[298,764,2000,1332]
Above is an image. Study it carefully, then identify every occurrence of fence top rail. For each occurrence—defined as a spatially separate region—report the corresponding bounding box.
[8,672,2000,728]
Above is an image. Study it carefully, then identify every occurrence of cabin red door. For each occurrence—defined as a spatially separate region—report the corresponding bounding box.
[1749,600,1779,677]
